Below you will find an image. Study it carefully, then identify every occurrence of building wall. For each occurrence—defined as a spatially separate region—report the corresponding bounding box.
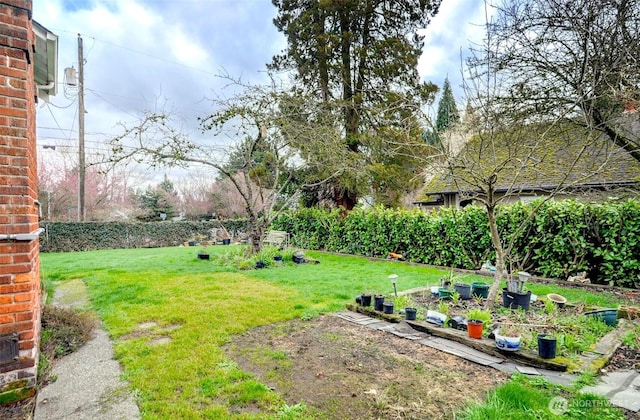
[0,0,42,403]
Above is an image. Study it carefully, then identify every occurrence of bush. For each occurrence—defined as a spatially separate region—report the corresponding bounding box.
[272,199,640,288]
[39,305,96,386]
[40,220,248,253]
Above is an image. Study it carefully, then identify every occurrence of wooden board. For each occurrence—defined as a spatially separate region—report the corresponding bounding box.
[406,319,568,371]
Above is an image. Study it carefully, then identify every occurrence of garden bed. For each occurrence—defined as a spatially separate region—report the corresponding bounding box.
[349,284,640,374]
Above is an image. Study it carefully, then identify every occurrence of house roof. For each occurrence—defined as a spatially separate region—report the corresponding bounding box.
[416,124,640,201]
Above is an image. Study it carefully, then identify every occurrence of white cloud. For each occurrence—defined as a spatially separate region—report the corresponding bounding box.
[34,0,487,184]
[419,0,488,99]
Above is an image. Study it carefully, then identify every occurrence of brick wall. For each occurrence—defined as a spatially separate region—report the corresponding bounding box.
[0,0,42,403]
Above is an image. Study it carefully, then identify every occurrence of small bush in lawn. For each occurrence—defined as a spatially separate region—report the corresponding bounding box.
[39,305,96,385]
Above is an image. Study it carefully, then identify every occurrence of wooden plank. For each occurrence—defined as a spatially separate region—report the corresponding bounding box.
[406,319,568,371]
[425,338,504,366]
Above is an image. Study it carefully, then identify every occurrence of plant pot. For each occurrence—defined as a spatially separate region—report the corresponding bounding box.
[405,307,417,320]
[438,288,453,300]
[360,294,372,307]
[188,241,196,247]
[502,288,531,311]
[382,302,394,314]
[537,334,557,359]
[426,310,447,326]
[430,286,440,296]
[374,295,385,311]
[546,293,567,308]
[255,261,265,269]
[197,253,209,260]
[472,282,489,298]
[454,283,472,300]
[495,329,521,352]
[467,320,484,339]
[222,238,231,245]
[274,255,283,263]
[447,315,467,330]
[584,309,618,326]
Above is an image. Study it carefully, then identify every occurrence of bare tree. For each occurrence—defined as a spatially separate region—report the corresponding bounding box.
[484,0,640,162]
[432,1,635,307]
[110,78,342,254]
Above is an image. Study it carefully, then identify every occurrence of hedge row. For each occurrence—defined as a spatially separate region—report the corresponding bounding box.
[272,200,640,288]
[40,220,248,253]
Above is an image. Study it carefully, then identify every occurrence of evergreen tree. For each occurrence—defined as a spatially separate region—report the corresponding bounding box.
[270,0,441,208]
[436,78,460,132]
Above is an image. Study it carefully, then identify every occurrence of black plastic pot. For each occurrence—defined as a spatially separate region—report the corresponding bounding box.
[361,294,372,307]
[255,261,265,269]
[405,307,417,320]
[502,288,531,311]
[454,283,472,300]
[383,302,394,314]
[222,238,231,245]
[197,253,209,260]
[537,334,557,359]
[374,295,385,311]
[447,315,467,331]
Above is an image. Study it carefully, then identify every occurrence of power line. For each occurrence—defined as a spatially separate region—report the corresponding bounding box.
[48,29,220,76]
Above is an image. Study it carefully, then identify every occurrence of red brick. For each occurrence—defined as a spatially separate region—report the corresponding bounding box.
[0,283,31,294]
[0,314,14,323]
[0,263,30,275]
[13,272,34,284]
[12,253,30,263]
[0,295,12,304]
[18,330,32,340]
[18,339,33,351]
[15,311,31,321]
[13,292,31,302]
[0,320,29,334]
[0,255,11,264]
[0,302,31,314]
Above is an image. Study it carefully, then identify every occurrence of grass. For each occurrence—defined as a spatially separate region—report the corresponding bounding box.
[40,246,634,419]
[461,374,624,419]
[40,246,452,418]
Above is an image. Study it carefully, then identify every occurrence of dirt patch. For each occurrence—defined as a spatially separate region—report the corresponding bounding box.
[224,314,507,419]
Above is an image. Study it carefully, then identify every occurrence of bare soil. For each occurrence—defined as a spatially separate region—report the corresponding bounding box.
[224,314,507,419]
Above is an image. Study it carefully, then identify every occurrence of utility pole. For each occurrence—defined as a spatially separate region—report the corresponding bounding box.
[77,34,85,221]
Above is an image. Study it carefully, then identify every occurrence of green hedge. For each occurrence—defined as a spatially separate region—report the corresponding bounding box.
[272,200,640,288]
[40,220,248,253]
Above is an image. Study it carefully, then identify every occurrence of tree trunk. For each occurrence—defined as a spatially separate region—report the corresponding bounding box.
[485,205,506,309]
[248,215,265,255]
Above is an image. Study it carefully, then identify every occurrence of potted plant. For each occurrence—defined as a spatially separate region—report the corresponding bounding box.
[404,307,417,320]
[495,325,522,351]
[466,308,491,339]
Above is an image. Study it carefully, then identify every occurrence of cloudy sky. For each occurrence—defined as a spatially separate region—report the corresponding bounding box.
[34,0,487,182]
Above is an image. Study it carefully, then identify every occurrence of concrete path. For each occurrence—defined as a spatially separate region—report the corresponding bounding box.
[582,370,640,412]
[335,310,640,412]
[34,280,140,420]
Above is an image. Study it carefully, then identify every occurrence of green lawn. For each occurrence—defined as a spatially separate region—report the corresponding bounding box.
[41,246,453,418]
[40,246,633,419]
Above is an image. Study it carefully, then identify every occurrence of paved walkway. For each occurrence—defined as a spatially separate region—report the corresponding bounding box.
[335,310,640,413]
[34,280,140,420]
